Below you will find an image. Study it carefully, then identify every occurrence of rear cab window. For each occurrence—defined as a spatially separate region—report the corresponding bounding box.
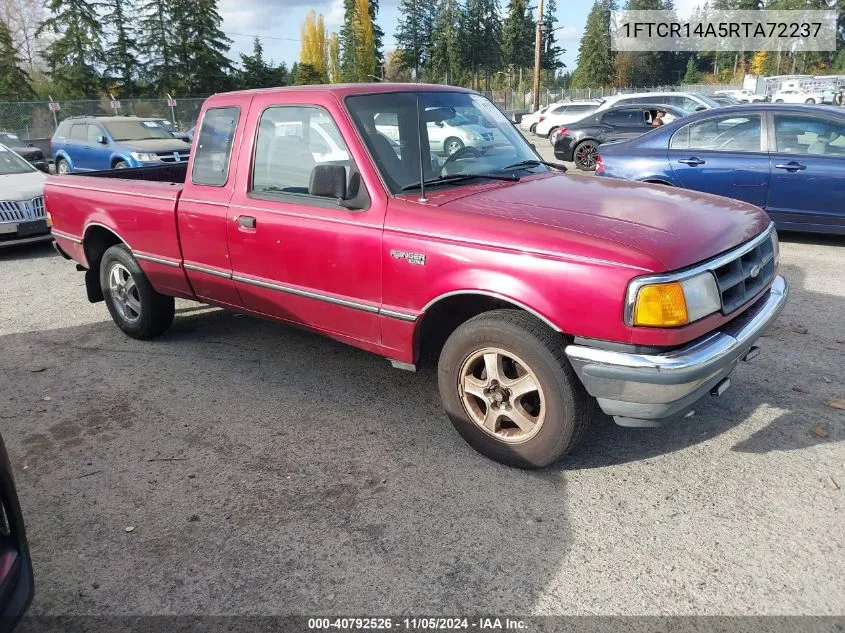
[191,107,240,186]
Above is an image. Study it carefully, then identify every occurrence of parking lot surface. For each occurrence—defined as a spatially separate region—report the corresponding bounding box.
[1,225,843,615]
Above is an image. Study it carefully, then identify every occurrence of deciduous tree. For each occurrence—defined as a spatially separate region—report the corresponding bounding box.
[300,10,328,80]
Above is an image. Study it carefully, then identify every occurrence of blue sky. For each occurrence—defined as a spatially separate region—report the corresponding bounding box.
[218,0,593,72]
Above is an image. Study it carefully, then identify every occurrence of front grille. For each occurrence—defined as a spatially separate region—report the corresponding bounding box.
[0,196,46,222]
[482,133,495,142]
[713,230,777,314]
[156,151,190,163]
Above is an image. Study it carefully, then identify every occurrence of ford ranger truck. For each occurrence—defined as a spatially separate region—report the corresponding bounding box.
[46,84,788,469]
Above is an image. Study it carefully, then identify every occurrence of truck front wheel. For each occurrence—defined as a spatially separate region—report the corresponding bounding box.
[100,244,174,339]
[437,310,595,468]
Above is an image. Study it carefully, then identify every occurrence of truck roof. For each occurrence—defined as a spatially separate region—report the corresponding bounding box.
[208,82,476,100]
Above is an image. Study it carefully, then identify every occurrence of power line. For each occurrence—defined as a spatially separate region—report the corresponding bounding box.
[226,31,301,43]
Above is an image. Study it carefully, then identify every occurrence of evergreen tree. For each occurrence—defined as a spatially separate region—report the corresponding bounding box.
[102,0,139,96]
[369,0,384,65]
[0,18,33,99]
[295,62,323,85]
[430,0,464,84]
[37,0,103,98]
[461,0,501,89]
[339,0,356,81]
[541,0,564,71]
[138,0,175,94]
[394,0,436,79]
[182,0,232,94]
[571,0,614,88]
[239,38,278,88]
[624,0,664,86]
[681,55,703,83]
[501,0,534,73]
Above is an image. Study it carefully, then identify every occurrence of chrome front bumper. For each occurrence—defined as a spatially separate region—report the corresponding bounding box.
[565,275,788,426]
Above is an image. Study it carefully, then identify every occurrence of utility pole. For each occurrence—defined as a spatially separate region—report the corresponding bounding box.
[532,0,544,112]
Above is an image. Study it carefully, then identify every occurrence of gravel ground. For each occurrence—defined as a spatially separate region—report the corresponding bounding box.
[0,201,843,616]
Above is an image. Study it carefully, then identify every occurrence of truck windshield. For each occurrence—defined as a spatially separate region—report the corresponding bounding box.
[103,120,173,141]
[0,144,35,175]
[345,91,545,193]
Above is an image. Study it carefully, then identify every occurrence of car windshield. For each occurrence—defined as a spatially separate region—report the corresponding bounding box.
[0,144,35,175]
[346,91,544,193]
[153,119,178,133]
[691,93,722,108]
[0,133,27,149]
[103,120,173,141]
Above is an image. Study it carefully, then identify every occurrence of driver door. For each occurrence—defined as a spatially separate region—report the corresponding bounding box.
[227,97,385,344]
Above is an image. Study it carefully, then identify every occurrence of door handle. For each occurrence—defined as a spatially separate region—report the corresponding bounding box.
[237,215,256,229]
[774,162,806,171]
[677,157,705,166]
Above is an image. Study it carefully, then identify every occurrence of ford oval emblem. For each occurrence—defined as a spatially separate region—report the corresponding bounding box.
[750,263,761,278]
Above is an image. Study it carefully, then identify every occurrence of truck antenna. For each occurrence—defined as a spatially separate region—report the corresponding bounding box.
[415,92,428,203]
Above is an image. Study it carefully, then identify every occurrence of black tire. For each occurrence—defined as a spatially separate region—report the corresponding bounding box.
[113,160,128,169]
[529,123,537,134]
[55,157,70,174]
[99,244,174,339]
[573,140,599,171]
[547,126,559,141]
[437,309,595,469]
[444,137,464,156]
[804,98,815,104]
[775,99,784,103]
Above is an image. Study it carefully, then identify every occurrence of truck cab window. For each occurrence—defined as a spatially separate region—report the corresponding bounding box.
[251,106,351,197]
[191,106,239,186]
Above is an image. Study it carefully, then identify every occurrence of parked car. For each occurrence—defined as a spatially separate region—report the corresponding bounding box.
[0,431,35,632]
[772,88,825,104]
[0,143,50,248]
[533,101,600,140]
[714,89,767,103]
[554,104,687,170]
[596,91,720,115]
[0,133,49,172]
[51,116,191,173]
[149,118,191,142]
[47,83,787,469]
[519,103,562,133]
[375,109,495,156]
[595,104,845,234]
[711,95,744,107]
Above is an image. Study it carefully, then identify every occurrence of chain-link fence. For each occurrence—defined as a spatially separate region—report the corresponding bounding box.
[0,84,745,142]
[0,97,207,141]
[480,83,743,112]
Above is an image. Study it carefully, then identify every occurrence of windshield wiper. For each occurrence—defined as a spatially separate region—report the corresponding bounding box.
[501,159,567,173]
[401,172,519,192]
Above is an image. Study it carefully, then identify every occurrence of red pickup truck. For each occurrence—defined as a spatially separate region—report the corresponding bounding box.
[47,84,788,468]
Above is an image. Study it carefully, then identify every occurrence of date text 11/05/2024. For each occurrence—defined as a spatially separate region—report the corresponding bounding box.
[307,617,528,630]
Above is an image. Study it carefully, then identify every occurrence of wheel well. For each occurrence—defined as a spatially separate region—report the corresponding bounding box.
[414,294,562,366]
[83,225,123,270]
[642,179,673,186]
[111,156,127,167]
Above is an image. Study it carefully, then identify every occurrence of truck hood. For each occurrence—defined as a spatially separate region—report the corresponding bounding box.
[431,174,770,272]
[0,170,46,200]
[122,138,191,152]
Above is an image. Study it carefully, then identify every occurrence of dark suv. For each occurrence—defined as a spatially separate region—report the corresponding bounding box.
[0,133,48,173]
[51,116,191,173]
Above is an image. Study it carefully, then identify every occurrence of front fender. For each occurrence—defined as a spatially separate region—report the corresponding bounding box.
[52,150,74,171]
[110,152,137,168]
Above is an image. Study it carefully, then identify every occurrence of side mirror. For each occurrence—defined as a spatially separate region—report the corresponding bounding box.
[27,143,34,147]
[694,106,707,111]
[309,164,347,201]
[97,135,108,144]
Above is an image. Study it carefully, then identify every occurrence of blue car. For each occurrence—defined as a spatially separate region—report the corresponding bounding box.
[596,104,845,234]
[51,116,191,173]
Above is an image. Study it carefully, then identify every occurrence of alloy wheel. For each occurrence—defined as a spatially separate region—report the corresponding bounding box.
[108,263,142,324]
[458,347,546,444]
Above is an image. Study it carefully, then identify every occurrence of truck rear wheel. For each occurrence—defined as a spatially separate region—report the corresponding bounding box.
[437,310,595,468]
[100,244,174,339]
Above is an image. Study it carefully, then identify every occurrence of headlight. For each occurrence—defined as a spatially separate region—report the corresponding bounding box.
[130,152,161,162]
[464,131,482,141]
[628,271,721,327]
